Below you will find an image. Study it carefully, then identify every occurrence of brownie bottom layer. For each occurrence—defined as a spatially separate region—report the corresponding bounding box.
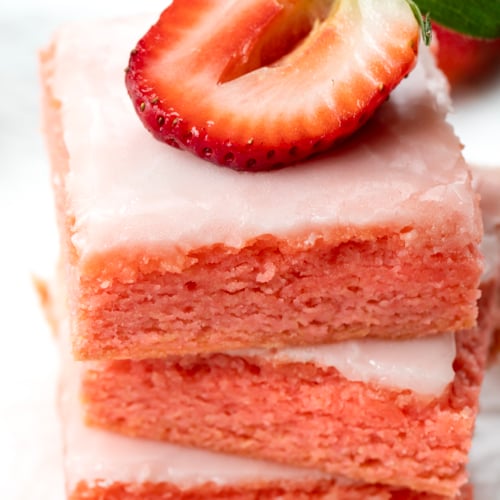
[80,316,490,497]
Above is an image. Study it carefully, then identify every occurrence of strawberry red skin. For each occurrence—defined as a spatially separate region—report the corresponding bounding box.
[432,23,500,86]
[126,0,419,171]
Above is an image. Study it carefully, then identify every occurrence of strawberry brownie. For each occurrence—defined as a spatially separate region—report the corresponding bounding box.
[62,409,473,500]
[41,13,483,361]
[59,340,473,500]
[77,320,490,497]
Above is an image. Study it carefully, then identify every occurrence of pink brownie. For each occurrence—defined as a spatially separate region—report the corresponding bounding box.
[77,325,490,497]
[58,333,473,500]
[62,408,473,500]
[41,16,482,361]
[68,240,498,500]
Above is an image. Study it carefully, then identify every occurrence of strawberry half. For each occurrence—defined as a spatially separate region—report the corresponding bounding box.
[126,0,420,171]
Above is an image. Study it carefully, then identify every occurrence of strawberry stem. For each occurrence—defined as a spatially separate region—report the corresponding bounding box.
[406,0,432,45]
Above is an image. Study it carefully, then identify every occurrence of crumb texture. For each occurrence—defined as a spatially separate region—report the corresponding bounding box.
[74,235,481,360]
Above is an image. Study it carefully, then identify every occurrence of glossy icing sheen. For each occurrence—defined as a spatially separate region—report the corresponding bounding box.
[48,16,479,260]
[234,332,456,396]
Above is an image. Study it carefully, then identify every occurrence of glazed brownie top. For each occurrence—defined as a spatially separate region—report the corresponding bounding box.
[47,16,480,258]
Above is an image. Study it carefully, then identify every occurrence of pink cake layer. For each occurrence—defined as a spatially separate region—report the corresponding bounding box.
[41,16,482,361]
[73,263,497,498]
[59,339,472,500]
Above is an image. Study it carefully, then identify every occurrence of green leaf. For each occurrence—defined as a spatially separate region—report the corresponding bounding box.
[413,0,500,39]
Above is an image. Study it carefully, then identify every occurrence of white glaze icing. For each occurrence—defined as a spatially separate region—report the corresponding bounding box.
[231,332,456,396]
[47,16,479,264]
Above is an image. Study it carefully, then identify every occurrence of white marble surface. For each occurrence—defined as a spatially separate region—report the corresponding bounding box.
[0,2,499,499]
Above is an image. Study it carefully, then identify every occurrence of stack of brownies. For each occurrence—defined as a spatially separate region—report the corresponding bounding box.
[40,12,499,500]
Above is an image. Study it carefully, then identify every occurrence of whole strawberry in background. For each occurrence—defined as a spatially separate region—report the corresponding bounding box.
[432,23,500,86]
[414,0,500,86]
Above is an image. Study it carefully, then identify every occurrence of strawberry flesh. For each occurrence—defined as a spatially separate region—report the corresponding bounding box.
[126,0,420,171]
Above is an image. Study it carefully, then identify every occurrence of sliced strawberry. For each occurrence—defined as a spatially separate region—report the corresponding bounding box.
[126,0,419,171]
[432,23,500,86]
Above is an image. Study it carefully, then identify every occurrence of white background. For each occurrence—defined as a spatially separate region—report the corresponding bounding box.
[0,2,499,499]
